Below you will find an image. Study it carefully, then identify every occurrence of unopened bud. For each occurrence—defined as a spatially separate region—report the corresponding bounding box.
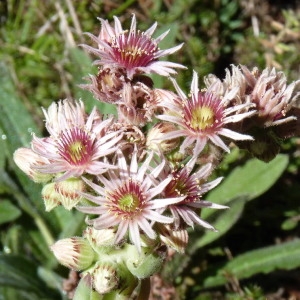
[83,227,115,249]
[54,177,86,210]
[42,182,61,211]
[51,237,95,271]
[146,122,180,154]
[13,148,53,183]
[92,263,119,294]
[158,224,188,253]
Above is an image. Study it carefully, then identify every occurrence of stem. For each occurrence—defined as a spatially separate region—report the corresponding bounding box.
[34,214,55,246]
[137,278,151,300]
[4,171,56,246]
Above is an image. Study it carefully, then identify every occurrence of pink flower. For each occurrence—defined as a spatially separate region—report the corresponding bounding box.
[81,14,186,78]
[156,157,227,230]
[31,100,122,181]
[78,148,185,252]
[157,71,255,157]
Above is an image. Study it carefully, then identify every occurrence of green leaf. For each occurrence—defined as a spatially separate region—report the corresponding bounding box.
[0,254,60,298]
[201,239,300,288]
[188,155,289,251]
[0,62,40,150]
[0,200,21,225]
[55,208,85,239]
[189,196,248,252]
[203,154,289,219]
[73,276,103,300]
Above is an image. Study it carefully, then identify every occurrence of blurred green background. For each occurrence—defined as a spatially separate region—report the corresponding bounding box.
[1,0,300,299]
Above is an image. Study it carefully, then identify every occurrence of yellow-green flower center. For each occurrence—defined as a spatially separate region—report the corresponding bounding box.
[190,106,215,130]
[68,141,87,163]
[59,127,94,166]
[118,193,140,212]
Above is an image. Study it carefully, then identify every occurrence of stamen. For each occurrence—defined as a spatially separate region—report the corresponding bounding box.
[58,128,94,166]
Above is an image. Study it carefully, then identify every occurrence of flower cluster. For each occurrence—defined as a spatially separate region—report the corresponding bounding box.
[13,14,300,299]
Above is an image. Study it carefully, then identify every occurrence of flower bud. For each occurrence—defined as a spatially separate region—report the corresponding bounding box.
[54,177,86,210]
[126,251,163,279]
[51,237,95,271]
[42,182,61,211]
[92,263,119,294]
[158,224,188,253]
[146,122,181,154]
[13,148,53,183]
[83,227,115,249]
[73,274,102,300]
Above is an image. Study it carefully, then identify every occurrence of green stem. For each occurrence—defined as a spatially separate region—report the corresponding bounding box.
[34,214,55,246]
[12,190,55,246]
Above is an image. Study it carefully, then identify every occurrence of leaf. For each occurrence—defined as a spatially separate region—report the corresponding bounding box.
[0,254,60,298]
[202,154,289,219]
[188,155,288,252]
[0,62,40,149]
[54,207,86,239]
[188,196,248,253]
[0,200,21,225]
[0,62,43,211]
[201,239,300,288]
[0,62,61,236]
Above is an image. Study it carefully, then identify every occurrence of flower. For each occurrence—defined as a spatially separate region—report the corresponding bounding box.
[78,148,185,252]
[205,65,300,127]
[157,71,255,157]
[80,67,128,104]
[81,14,186,78]
[242,66,300,127]
[155,157,227,230]
[30,100,122,181]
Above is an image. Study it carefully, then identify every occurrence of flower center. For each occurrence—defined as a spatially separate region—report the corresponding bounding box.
[165,169,200,204]
[108,180,146,218]
[184,92,224,133]
[190,106,215,130]
[111,31,158,69]
[58,128,94,166]
[118,194,140,212]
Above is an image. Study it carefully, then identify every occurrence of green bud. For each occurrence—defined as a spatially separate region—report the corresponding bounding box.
[42,182,61,211]
[73,274,103,300]
[126,250,163,279]
[55,177,86,210]
[51,237,95,271]
[83,227,116,250]
[92,263,119,294]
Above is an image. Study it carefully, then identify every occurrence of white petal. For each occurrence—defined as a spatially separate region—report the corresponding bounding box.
[150,196,186,208]
[129,221,141,252]
[219,128,253,141]
[209,134,230,153]
[138,218,156,239]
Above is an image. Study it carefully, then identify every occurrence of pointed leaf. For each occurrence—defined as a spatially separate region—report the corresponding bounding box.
[0,254,59,298]
[189,196,248,252]
[0,200,22,225]
[201,239,300,288]
[203,154,289,219]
